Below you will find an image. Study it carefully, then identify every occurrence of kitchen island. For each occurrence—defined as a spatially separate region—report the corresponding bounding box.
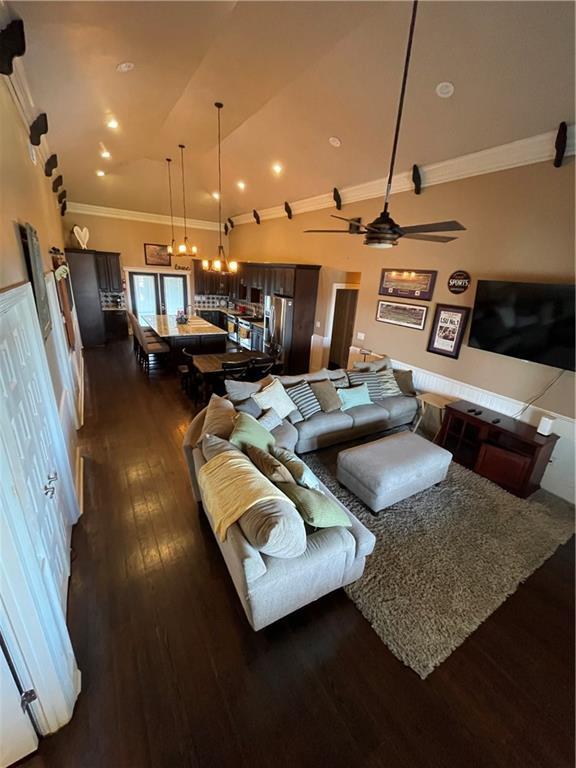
[142,314,228,361]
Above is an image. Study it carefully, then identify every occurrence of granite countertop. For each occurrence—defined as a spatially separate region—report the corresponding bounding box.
[141,314,228,338]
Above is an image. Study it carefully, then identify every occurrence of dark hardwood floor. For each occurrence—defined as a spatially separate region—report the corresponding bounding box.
[21,340,574,768]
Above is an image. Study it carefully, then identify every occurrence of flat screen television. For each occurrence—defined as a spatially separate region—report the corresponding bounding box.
[468,280,575,371]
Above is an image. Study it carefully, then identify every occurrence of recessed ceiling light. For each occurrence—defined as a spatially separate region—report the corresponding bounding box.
[106,118,119,129]
[116,61,134,73]
[435,81,455,98]
[328,136,342,148]
[237,180,246,191]
[212,191,220,200]
[272,162,283,176]
[96,169,105,177]
[100,149,111,159]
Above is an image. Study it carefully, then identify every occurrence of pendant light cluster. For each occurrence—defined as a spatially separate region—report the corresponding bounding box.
[202,102,237,274]
[165,146,198,257]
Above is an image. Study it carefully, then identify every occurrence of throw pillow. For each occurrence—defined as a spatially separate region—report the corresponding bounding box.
[257,407,283,433]
[310,379,341,412]
[347,370,387,401]
[271,447,320,490]
[225,375,274,404]
[338,383,372,410]
[246,445,295,484]
[270,420,299,452]
[238,498,307,558]
[377,368,403,397]
[393,369,417,396]
[201,434,244,462]
[287,408,304,425]
[229,412,276,452]
[276,483,352,528]
[235,396,263,419]
[200,394,236,442]
[252,378,296,419]
[286,381,322,419]
[353,356,391,372]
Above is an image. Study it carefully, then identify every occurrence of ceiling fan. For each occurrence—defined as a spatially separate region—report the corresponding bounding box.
[305,0,465,248]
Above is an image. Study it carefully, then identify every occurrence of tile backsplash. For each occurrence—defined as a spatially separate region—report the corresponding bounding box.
[100,291,126,310]
[194,295,264,316]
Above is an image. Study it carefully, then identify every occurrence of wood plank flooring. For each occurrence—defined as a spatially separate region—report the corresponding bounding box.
[20,340,574,768]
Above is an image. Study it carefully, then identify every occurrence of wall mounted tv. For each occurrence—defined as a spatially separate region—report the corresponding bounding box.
[468,280,575,371]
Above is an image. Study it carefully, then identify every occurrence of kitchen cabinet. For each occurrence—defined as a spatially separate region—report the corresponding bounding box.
[66,249,106,346]
[104,310,128,341]
[193,262,229,296]
[95,252,122,292]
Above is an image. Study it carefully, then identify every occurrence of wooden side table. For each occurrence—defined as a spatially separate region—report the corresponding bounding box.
[412,392,457,439]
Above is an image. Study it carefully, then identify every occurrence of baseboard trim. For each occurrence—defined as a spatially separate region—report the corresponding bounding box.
[75,450,85,517]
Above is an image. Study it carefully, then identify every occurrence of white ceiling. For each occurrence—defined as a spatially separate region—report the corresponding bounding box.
[14,1,575,221]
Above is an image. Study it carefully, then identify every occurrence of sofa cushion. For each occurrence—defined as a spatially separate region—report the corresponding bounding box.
[235,396,263,419]
[374,394,418,421]
[258,407,283,432]
[271,446,321,490]
[230,412,276,452]
[338,383,372,410]
[225,375,274,404]
[346,403,391,429]
[277,483,352,529]
[238,498,307,558]
[270,419,299,451]
[201,434,244,462]
[347,370,388,401]
[201,394,236,442]
[352,356,390,372]
[310,379,341,412]
[246,445,295,484]
[275,368,348,387]
[286,381,322,419]
[252,378,296,419]
[294,410,354,441]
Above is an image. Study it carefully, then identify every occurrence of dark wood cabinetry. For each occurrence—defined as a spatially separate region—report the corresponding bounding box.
[94,251,122,292]
[104,310,128,341]
[436,400,559,498]
[193,262,300,301]
[193,263,228,295]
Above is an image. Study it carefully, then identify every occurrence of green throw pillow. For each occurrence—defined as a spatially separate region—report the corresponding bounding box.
[338,383,372,410]
[230,412,276,452]
[271,447,320,490]
[276,483,352,528]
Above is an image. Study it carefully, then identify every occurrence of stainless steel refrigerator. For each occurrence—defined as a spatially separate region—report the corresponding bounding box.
[268,295,294,366]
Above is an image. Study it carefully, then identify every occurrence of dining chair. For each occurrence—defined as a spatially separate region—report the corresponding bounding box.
[245,357,274,382]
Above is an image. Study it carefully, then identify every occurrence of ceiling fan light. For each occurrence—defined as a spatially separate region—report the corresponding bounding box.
[366,241,395,249]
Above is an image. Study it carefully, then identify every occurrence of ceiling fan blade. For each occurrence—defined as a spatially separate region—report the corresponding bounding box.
[400,220,466,234]
[304,229,351,234]
[403,233,458,243]
[330,214,360,224]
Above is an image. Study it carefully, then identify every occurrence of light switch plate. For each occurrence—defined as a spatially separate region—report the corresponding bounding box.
[357,331,365,341]
[315,321,321,329]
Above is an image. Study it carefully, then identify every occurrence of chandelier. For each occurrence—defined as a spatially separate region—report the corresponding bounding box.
[176,143,197,257]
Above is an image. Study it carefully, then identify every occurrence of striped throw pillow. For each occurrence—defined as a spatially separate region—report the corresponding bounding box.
[377,368,404,396]
[347,370,387,400]
[286,381,322,420]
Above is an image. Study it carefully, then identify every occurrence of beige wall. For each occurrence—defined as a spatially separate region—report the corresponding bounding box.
[62,213,219,282]
[230,161,575,418]
[0,79,65,289]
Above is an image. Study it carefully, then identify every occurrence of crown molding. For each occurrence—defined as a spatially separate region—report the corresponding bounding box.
[66,202,220,232]
[231,126,575,226]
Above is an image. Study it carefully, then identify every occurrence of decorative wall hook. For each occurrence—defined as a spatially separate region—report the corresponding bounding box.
[333,187,342,210]
[60,201,67,216]
[57,190,66,204]
[44,153,58,177]
[227,218,235,229]
[412,164,422,194]
[224,223,229,236]
[284,202,293,220]
[51,174,63,191]
[253,209,261,225]
[0,19,26,76]
[29,113,48,146]
[554,122,567,168]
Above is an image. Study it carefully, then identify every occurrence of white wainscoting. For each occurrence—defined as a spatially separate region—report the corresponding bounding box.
[346,346,574,503]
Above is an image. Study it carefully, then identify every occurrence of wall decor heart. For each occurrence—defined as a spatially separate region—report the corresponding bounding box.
[73,225,90,250]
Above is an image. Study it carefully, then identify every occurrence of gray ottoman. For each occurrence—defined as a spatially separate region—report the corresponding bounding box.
[337,432,452,512]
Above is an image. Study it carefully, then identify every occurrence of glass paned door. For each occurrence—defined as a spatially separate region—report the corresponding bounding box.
[130,273,159,317]
[160,275,187,316]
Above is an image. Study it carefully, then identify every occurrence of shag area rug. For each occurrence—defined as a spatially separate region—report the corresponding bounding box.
[302,454,574,678]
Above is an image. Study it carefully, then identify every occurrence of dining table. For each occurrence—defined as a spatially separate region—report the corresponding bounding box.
[191,350,269,375]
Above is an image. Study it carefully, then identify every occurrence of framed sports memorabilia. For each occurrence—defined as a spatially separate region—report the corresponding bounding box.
[427,304,471,359]
[376,299,428,330]
[379,269,437,301]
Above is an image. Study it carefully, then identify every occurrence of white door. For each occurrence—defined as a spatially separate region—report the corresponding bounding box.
[0,651,38,767]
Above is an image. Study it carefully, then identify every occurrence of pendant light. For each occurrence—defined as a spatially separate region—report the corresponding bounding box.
[204,102,238,274]
[165,157,175,254]
[177,143,190,255]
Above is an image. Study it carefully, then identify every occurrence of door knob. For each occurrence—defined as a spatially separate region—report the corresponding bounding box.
[43,484,55,499]
[47,471,58,485]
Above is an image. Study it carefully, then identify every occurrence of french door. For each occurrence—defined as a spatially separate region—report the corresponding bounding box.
[129,273,188,317]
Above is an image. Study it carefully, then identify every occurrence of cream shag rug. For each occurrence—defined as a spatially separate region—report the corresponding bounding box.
[303,455,574,678]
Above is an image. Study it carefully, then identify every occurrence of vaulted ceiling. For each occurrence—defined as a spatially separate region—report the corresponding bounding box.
[14,1,575,221]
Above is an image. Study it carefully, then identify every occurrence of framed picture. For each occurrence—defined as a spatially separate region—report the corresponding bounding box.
[20,223,52,340]
[375,299,428,330]
[427,304,471,359]
[144,243,171,267]
[379,269,437,301]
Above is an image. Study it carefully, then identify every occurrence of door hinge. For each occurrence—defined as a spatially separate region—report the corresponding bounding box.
[20,689,37,711]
